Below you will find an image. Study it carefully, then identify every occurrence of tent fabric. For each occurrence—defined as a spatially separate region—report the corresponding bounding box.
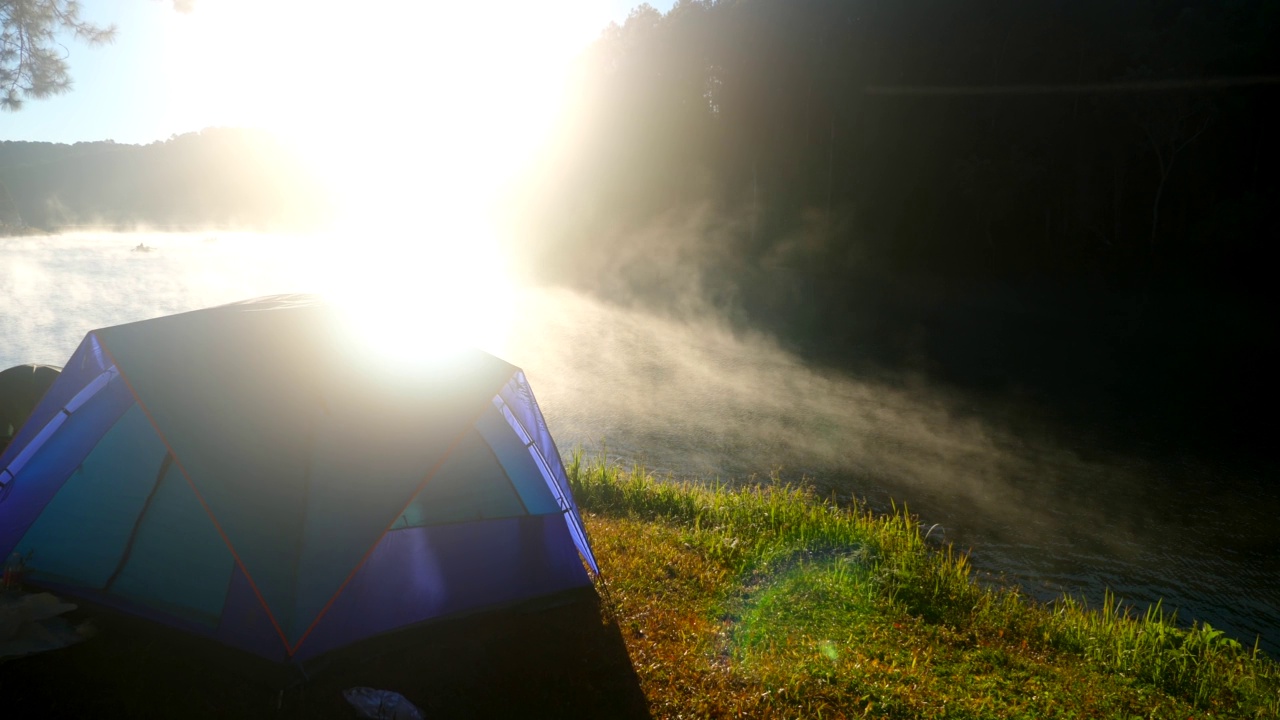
[494,372,598,574]
[0,294,598,665]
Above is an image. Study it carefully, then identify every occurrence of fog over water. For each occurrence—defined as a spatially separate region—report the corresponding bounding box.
[3,231,1277,654]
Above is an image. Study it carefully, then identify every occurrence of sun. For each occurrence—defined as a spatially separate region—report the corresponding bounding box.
[155,1,609,365]
[313,222,518,367]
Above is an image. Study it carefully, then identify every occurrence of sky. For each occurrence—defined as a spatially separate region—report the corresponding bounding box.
[1,0,676,248]
[2,0,674,145]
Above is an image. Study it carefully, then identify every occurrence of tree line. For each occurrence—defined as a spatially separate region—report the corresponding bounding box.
[0,128,331,231]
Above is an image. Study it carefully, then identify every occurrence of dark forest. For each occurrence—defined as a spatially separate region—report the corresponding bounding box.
[510,0,1279,462]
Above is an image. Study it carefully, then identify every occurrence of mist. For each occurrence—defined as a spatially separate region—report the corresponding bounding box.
[508,285,1277,616]
[2,231,1277,653]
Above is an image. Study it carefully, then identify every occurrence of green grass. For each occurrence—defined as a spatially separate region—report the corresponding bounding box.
[567,452,1280,718]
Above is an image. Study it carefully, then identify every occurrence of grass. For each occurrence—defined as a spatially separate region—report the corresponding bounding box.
[566,452,1280,718]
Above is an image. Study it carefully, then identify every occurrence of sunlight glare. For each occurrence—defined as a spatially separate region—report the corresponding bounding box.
[316,222,517,371]
[152,1,609,371]
[159,0,607,230]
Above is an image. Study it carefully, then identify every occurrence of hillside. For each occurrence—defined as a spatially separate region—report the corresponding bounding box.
[0,129,331,231]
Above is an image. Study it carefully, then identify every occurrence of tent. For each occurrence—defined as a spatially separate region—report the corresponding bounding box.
[0,295,597,668]
[0,363,61,455]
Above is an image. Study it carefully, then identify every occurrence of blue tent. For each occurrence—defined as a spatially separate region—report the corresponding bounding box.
[0,295,597,665]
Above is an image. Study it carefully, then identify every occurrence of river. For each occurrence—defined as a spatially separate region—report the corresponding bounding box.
[3,231,1277,655]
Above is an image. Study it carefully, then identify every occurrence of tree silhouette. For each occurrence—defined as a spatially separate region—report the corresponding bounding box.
[0,0,117,110]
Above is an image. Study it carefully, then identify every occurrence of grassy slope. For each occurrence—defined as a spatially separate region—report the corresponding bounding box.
[567,454,1280,719]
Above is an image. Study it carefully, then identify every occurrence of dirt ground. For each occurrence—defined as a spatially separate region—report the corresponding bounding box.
[2,586,650,719]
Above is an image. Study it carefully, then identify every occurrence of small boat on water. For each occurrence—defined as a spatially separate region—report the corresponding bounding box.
[132,242,153,253]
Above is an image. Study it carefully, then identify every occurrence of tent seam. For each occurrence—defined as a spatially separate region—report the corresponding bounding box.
[289,397,499,655]
[478,425,531,517]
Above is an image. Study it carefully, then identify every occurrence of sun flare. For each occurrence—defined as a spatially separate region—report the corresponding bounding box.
[152,1,605,367]
[313,224,517,368]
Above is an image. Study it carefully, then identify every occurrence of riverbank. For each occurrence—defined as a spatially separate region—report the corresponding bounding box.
[567,453,1280,718]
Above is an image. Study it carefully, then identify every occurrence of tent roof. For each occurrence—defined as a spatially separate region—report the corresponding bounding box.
[93,296,525,646]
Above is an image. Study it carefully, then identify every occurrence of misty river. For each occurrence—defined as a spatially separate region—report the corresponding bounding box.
[2,231,1277,655]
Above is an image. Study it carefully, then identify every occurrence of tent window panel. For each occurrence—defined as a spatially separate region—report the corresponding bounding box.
[393,429,527,528]
[108,465,237,628]
[474,404,559,516]
[14,405,167,588]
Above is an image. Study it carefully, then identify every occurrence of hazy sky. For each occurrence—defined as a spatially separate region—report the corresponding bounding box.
[2,0,673,145]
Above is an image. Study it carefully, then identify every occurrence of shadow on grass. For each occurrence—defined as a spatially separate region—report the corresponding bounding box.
[4,586,650,720]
